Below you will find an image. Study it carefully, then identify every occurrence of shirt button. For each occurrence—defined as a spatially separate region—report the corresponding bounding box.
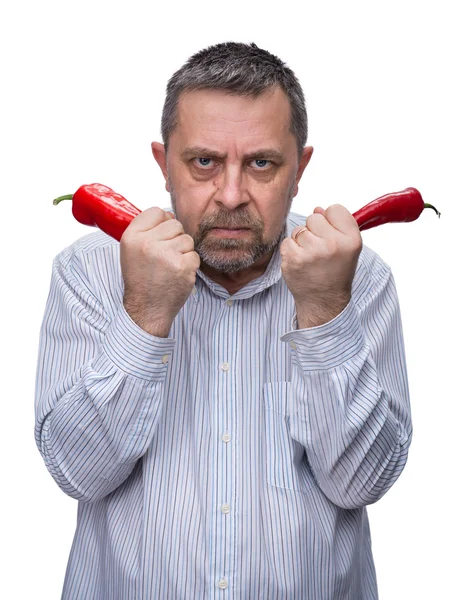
[221,362,230,372]
[218,578,228,590]
[221,503,230,514]
[222,432,231,443]
[162,354,169,364]
[290,341,297,350]
[226,298,233,306]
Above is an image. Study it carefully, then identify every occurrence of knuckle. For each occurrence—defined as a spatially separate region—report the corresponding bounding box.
[182,233,195,246]
[168,258,182,274]
[120,229,132,246]
[346,234,362,252]
[324,240,337,256]
[306,214,320,226]
[169,219,185,234]
[292,252,306,267]
[150,206,166,217]
[146,207,166,224]
[139,237,154,256]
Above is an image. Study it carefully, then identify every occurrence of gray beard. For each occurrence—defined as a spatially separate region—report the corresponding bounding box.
[168,179,294,274]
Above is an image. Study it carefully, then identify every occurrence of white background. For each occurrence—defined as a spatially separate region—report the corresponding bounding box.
[1,0,460,598]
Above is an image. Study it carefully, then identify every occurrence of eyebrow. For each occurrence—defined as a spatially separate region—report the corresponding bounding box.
[180,146,285,162]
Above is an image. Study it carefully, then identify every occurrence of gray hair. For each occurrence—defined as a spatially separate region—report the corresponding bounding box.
[161,42,308,161]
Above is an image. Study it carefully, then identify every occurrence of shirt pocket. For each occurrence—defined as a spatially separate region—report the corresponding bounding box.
[264,381,313,494]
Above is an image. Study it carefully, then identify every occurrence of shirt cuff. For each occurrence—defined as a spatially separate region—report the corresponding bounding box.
[96,303,176,381]
[280,299,365,371]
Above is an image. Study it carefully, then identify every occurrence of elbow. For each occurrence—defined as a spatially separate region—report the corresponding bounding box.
[44,465,124,504]
[35,429,113,504]
[320,442,412,510]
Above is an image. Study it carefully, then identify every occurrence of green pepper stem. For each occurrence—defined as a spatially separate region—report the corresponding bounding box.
[424,203,441,218]
[53,194,73,206]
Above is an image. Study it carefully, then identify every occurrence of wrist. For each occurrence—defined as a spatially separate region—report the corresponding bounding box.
[295,294,351,329]
[123,298,173,338]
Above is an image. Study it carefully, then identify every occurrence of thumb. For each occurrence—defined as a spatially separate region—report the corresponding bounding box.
[313,206,325,215]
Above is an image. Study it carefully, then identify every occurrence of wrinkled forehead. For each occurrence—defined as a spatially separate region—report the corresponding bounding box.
[172,86,294,154]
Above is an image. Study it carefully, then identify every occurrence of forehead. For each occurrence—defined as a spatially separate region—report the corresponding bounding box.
[172,86,294,152]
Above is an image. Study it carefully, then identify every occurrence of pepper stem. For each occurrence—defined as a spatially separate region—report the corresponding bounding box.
[424,203,441,218]
[53,194,73,206]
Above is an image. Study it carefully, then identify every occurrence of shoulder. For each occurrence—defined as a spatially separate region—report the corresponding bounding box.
[51,230,123,313]
[54,206,174,267]
[354,245,393,307]
[54,230,119,269]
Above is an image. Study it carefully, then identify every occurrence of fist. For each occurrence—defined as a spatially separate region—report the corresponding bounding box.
[120,207,201,337]
[280,204,362,328]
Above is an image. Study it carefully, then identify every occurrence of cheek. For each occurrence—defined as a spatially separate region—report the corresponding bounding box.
[173,189,210,235]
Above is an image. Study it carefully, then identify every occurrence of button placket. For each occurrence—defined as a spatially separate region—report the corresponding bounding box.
[211,294,236,594]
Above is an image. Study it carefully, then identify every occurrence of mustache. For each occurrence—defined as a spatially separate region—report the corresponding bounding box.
[199,211,264,232]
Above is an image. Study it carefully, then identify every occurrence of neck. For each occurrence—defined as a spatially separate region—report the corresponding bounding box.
[200,248,276,295]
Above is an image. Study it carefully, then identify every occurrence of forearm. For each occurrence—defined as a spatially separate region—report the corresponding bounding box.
[282,270,412,509]
[35,252,174,502]
[290,336,411,509]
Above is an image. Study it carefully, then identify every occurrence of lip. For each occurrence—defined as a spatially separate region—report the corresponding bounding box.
[211,228,251,237]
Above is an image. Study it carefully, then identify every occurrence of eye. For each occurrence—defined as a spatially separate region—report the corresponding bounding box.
[251,159,271,169]
[194,157,215,168]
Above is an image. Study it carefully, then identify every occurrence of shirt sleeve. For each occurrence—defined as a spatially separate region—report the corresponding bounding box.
[34,248,175,503]
[280,258,412,510]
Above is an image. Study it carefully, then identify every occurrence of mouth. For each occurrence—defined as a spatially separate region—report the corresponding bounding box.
[210,228,251,237]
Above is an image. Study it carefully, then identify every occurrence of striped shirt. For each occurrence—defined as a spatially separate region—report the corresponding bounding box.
[34,209,412,600]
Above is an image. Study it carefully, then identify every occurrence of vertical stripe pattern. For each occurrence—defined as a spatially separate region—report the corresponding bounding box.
[34,210,412,599]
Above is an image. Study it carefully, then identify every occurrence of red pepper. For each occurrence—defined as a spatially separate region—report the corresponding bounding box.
[53,183,141,242]
[353,187,440,231]
[54,183,440,241]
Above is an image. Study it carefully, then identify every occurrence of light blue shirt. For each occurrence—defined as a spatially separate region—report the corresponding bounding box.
[35,210,412,599]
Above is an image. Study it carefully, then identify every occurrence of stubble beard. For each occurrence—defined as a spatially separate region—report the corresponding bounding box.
[168,178,295,274]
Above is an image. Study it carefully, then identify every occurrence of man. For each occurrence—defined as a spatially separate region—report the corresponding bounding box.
[35,42,412,599]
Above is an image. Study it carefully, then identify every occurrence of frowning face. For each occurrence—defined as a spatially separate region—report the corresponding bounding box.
[152,86,312,274]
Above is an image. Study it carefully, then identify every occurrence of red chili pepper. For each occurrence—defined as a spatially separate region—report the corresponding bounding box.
[54,183,440,241]
[353,187,440,231]
[53,183,141,242]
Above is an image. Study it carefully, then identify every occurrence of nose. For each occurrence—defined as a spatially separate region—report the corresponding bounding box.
[214,165,248,210]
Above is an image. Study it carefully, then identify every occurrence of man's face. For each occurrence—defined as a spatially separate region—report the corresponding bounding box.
[153,86,312,273]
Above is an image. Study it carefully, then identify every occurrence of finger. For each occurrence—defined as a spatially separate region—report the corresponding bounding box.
[129,207,173,233]
[305,213,338,239]
[291,225,317,247]
[313,206,325,215]
[284,234,306,253]
[183,250,201,271]
[291,225,309,243]
[150,218,185,241]
[169,232,195,254]
[324,204,359,235]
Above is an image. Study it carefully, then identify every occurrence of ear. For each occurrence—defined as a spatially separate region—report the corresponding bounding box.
[151,141,170,192]
[292,146,314,198]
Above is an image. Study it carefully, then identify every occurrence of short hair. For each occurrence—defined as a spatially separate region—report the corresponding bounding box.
[161,42,308,161]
